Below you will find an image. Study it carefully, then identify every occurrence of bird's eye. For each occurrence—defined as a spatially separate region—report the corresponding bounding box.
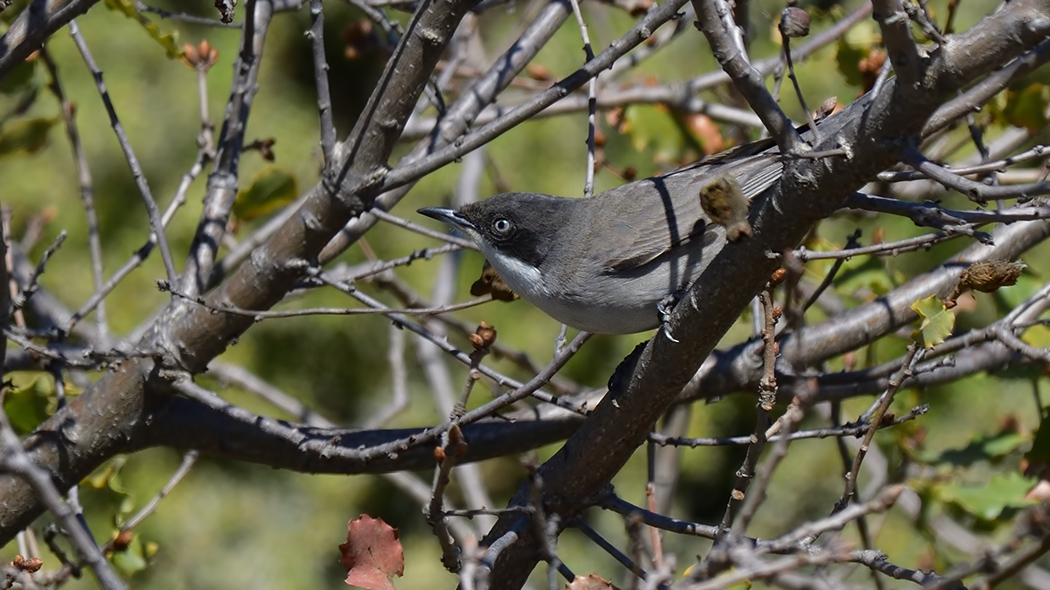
[492,218,512,235]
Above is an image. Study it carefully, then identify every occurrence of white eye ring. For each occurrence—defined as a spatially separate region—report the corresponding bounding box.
[492,218,512,234]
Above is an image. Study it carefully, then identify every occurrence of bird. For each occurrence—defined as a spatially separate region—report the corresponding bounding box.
[419,144,783,334]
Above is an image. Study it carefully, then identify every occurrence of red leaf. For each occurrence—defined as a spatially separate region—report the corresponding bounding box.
[567,573,618,590]
[339,515,404,590]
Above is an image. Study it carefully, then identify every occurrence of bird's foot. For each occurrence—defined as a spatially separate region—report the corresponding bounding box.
[657,290,685,343]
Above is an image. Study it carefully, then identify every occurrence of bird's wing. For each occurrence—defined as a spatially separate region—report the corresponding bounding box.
[601,196,710,273]
[599,153,783,273]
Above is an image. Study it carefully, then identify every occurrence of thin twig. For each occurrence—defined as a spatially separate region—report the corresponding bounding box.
[309,0,335,167]
[835,344,923,514]
[795,229,967,261]
[135,1,239,27]
[159,278,494,319]
[12,231,66,309]
[40,48,107,346]
[364,325,410,427]
[0,407,127,590]
[69,21,179,285]
[427,424,464,573]
[719,286,778,535]
[101,450,199,552]
[649,404,929,447]
[567,0,597,198]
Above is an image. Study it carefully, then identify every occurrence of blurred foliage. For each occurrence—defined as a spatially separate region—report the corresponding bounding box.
[3,374,55,435]
[0,0,1047,588]
[102,0,184,59]
[233,164,298,221]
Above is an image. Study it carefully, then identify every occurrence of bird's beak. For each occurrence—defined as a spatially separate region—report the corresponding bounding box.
[418,207,475,231]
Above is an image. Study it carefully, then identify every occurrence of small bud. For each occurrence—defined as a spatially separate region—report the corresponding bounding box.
[342,20,377,60]
[525,64,553,82]
[770,268,787,285]
[182,43,199,68]
[433,446,446,462]
[593,129,607,148]
[113,529,134,551]
[11,555,42,573]
[779,6,810,38]
[182,40,220,71]
[623,166,637,181]
[699,174,752,242]
[959,260,1026,293]
[197,39,219,69]
[469,322,497,350]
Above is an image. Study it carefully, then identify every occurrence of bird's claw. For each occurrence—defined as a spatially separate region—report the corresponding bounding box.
[658,292,682,343]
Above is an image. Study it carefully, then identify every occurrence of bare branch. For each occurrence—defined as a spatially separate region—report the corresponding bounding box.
[0,0,99,80]
[692,0,804,154]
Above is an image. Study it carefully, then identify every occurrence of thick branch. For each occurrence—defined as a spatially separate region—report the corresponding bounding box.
[679,212,1050,404]
[478,1,1050,586]
[138,397,584,474]
[0,0,478,542]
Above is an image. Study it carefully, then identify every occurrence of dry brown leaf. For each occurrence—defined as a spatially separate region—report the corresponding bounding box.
[339,515,404,590]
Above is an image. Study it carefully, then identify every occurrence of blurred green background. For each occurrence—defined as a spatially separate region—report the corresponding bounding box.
[1,0,1048,587]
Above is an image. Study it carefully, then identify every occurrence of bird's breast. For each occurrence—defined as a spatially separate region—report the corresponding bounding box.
[481,241,705,334]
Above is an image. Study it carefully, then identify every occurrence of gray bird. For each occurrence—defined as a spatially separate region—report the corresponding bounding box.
[419,145,783,334]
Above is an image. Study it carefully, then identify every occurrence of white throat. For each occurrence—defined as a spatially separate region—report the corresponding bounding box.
[478,244,550,300]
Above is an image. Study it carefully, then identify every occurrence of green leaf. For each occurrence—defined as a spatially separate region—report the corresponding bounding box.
[0,58,37,95]
[1025,414,1050,471]
[3,376,52,434]
[86,457,138,524]
[0,116,58,156]
[102,0,182,59]
[622,104,687,164]
[1003,84,1050,134]
[0,0,29,25]
[86,457,128,493]
[938,472,1035,521]
[835,40,866,88]
[112,547,147,575]
[234,166,299,221]
[921,431,1028,467]
[910,295,955,348]
[110,535,153,575]
[834,255,896,300]
[835,20,881,88]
